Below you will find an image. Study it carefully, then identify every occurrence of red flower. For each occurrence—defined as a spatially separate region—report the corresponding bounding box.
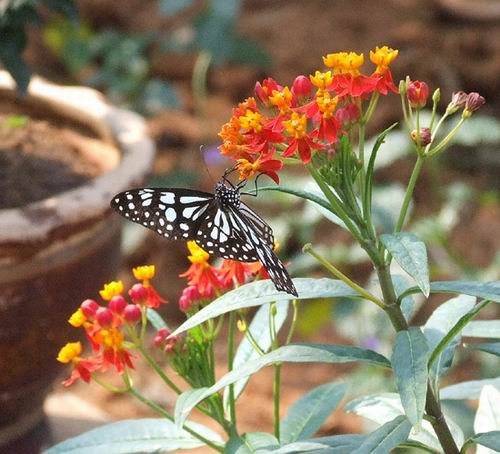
[236,152,283,184]
[282,112,324,163]
[218,260,253,288]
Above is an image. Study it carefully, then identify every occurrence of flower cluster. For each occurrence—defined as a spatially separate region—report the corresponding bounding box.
[178,241,268,312]
[218,46,399,181]
[57,266,168,386]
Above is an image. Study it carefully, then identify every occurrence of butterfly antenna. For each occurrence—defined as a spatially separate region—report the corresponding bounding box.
[200,145,216,184]
[242,172,265,197]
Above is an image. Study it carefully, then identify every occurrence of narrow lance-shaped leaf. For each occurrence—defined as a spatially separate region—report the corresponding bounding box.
[440,378,500,400]
[467,342,500,358]
[391,328,430,426]
[354,415,412,454]
[175,343,390,429]
[380,233,430,297]
[280,382,347,444]
[463,320,500,338]
[43,418,223,454]
[474,385,500,454]
[270,434,367,454]
[430,281,500,303]
[467,431,500,452]
[423,295,476,380]
[170,278,359,337]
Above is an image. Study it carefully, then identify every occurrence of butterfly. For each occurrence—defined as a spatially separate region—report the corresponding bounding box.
[110,175,298,297]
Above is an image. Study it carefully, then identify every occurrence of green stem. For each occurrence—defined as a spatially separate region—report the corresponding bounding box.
[428,117,465,157]
[128,385,223,453]
[285,300,299,345]
[394,154,425,234]
[358,121,366,197]
[304,244,384,308]
[375,266,460,454]
[227,311,237,427]
[138,344,182,394]
[273,364,282,441]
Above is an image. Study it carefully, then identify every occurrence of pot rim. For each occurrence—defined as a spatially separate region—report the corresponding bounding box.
[0,72,155,248]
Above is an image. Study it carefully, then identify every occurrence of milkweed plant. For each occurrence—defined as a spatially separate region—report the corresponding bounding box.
[49,46,500,454]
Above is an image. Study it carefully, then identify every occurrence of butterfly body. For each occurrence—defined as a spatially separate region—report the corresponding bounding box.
[111,181,298,296]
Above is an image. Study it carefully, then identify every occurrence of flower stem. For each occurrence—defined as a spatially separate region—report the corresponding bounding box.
[285,300,299,345]
[227,311,237,427]
[273,364,282,441]
[303,244,384,309]
[137,345,182,395]
[394,154,425,234]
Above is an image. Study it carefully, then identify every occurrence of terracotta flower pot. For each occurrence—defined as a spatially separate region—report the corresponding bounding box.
[0,72,155,449]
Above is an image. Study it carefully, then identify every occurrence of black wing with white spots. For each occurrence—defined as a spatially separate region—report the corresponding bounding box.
[110,182,298,297]
[111,188,214,240]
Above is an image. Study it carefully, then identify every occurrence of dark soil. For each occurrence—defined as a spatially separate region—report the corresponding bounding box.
[0,111,105,209]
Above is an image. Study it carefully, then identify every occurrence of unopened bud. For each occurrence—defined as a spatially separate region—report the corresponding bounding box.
[128,283,148,303]
[432,88,440,105]
[108,295,127,314]
[81,299,99,317]
[237,319,247,332]
[411,127,432,146]
[96,307,113,327]
[407,80,429,109]
[123,304,141,323]
[291,75,313,98]
[463,92,485,118]
[447,91,467,114]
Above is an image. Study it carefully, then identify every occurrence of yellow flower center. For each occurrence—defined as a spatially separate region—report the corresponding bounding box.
[310,71,333,90]
[316,91,338,118]
[269,87,292,113]
[236,158,260,180]
[133,265,155,286]
[283,112,307,139]
[370,46,398,73]
[57,341,82,363]
[99,328,124,349]
[68,308,87,327]
[187,240,210,265]
[99,280,124,301]
[323,52,364,75]
[239,109,263,133]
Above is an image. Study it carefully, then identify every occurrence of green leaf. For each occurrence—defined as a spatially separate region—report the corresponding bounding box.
[429,281,500,303]
[441,378,500,400]
[467,342,500,357]
[391,328,430,426]
[469,431,500,452]
[424,295,476,379]
[427,299,491,370]
[175,344,390,426]
[364,123,398,230]
[44,418,223,453]
[255,185,348,230]
[346,393,464,450]
[380,233,430,297]
[392,274,417,322]
[225,432,279,453]
[224,301,289,413]
[270,434,367,453]
[280,382,347,444]
[146,308,169,331]
[463,320,500,338]
[354,415,412,454]
[170,279,359,337]
[175,388,209,430]
[474,385,500,454]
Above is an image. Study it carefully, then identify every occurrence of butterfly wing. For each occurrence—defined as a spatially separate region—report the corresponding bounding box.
[111,188,214,240]
[195,203,297,296]
[238,202,274,248]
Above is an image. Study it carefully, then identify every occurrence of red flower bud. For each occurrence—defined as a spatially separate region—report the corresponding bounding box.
[123,304,141,323]
[81,299,99,317]
[154,327,171,347]
[465,92,485,114]
[108,295,127,313]
[407,80,429,109]
[128,283,148,303]
[292,75,313,98]
[96,307,113,327]
[411,127,432,146]
[255,78,281,104]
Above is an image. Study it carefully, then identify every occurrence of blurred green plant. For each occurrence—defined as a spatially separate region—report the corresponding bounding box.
[41,0,270,113]
[0,0,77,92]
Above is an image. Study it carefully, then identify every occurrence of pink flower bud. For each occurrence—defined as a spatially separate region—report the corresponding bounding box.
[128,283,148,303]
[465,92,485,113]
[96,307,113,327]
[108,295,127,313]
[447,91,468,113]
[123,304,141,323]
[254,78,281,104]
[178,295,192,313]
[292,75,312,97]
[81,299,99,317]
[154,327,171,347]
[411,127,432,146]
[407,80,429,109]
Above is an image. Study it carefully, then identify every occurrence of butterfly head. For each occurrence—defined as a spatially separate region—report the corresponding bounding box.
[214,181,241,208]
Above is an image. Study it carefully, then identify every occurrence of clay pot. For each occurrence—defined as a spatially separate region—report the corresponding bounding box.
[0,73,155,449]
